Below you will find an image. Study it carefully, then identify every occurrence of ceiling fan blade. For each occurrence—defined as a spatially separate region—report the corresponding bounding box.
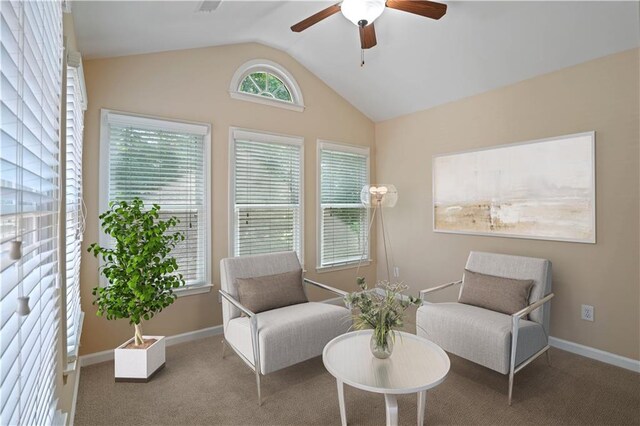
[385,0,447,20]
[291,3,341,32]
[359,23,377,49]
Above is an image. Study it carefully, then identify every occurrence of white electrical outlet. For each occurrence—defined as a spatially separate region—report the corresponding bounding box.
[581,304,594,321]
[393,266,400,278]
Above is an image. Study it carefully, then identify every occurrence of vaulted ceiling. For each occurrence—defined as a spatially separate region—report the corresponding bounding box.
[72,1,640,122]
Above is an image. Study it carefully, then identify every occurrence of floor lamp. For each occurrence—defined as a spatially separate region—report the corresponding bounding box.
[360,184,398,281]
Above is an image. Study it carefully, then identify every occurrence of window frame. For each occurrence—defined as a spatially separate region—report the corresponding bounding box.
[228,127,305,263]
[98,109,213,296]
[229,59,305,112]
[316,140,371,272]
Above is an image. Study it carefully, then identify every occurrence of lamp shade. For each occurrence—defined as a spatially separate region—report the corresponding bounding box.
[361,184,398,208]
[341,0,386,26]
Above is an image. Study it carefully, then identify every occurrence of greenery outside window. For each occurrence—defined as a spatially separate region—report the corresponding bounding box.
[240,71,293,102]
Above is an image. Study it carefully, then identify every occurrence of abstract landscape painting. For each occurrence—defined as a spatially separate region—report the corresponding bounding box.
[433,132,595,243]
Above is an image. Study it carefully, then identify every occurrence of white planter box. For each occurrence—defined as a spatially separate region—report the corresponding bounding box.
[114,335,165,382]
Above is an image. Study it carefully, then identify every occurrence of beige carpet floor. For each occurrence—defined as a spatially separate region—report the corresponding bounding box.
[75,335,640,425]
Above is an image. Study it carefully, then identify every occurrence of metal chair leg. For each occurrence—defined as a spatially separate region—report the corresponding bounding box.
[546,348,551,366]
[508,370,514,406]
[221,339,227,359]
[255,369,262,406]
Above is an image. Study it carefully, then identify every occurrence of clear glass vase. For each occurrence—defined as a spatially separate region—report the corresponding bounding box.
[370,331,394,359]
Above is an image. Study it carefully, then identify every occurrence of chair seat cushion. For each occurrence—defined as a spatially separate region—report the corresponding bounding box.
[416,302,547,374]
[225,302,351,374]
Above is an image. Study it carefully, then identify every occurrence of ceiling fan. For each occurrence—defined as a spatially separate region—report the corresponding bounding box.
[290,0,447,50]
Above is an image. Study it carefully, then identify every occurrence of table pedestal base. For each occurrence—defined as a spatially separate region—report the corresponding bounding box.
[336,381,428,426]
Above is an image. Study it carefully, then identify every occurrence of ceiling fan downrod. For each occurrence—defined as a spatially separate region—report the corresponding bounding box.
[360,21,367,67]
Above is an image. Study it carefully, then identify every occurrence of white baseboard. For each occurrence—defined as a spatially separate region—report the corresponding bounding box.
[549,336,640,373]
[79,325,223,367]
[165,324,223,347]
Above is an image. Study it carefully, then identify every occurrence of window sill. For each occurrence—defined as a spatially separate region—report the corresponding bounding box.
[174,283,214,298]
[316,260,372,274]
[229,91,305,112]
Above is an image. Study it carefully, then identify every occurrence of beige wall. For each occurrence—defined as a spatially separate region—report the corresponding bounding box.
[375,49,640,360]
[80,43,376,355]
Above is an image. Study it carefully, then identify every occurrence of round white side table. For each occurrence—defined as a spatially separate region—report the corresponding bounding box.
[322,330,450,426]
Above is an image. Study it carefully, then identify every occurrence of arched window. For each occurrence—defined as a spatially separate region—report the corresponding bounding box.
[229,60,304,112]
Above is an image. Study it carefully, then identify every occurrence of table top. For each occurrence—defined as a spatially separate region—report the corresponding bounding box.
[322,330,450,395]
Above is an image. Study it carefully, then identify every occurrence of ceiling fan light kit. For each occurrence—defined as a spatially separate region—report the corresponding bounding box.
[341,0,386,27]
[290,0,447,65]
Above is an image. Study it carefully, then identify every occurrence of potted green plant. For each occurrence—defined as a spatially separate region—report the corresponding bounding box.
[88,198,185,381]
[345,277,421,359]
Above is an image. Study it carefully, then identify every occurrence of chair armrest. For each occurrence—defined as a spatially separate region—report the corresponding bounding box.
[512,293,555,319]
[219,289,256,318]
[303,278,348,297]
[419,280,463,299]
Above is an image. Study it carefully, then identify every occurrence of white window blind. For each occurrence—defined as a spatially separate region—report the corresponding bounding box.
[0,1,63,424]
[64,65,85,362]
[100,111,210,287]
[319,143,369,268]
[231,130,303,259]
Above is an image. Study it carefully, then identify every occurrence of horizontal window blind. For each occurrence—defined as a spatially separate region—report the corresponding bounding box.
[102,112,209,287]
[319,145,369,267]
[0,0,63,424]
[64,65,84,361]
[232,134,302,259]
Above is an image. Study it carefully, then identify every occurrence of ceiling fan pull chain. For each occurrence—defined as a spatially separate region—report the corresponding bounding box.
[361,48,365,67]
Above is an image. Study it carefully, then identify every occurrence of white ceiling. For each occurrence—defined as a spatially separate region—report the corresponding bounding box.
[72,1,640,122]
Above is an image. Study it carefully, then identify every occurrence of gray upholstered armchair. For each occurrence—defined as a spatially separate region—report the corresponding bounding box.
[416,251,554,405]
[219,251,351,405]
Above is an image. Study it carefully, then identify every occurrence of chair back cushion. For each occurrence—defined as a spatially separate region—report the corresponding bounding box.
[464,251,552,333]
[458,269,534,316]
[220,251,302,326]
[236,269,307,314]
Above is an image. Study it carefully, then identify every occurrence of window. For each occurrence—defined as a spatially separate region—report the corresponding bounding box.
[0,1,63,424]
[229,60,304,112]
[230,129,303,260]
[63,63,86,368]
[100,110,211,291]
[318,142,370,269]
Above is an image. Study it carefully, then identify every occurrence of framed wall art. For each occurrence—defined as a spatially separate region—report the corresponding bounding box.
[433,132,595,243]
